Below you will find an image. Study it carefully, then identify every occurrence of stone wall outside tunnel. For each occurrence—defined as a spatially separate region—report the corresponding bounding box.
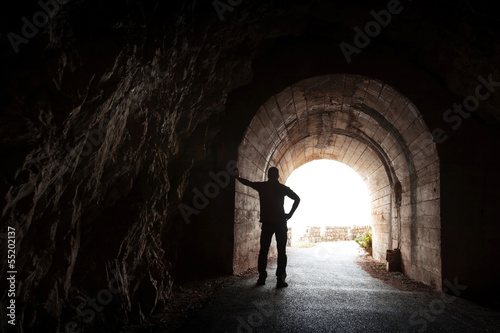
[235,74,441,290]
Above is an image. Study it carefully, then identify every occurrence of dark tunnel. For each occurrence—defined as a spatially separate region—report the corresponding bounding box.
[1,0,500,331]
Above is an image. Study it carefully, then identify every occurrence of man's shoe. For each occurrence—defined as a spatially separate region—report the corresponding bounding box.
[256,278,266,286]
[276,280,288,288]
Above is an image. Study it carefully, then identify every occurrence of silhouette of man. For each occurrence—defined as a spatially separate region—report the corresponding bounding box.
[235,167,300,288]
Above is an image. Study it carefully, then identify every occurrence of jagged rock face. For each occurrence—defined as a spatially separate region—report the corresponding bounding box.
[0,1,302,331]
[1,0,499,331]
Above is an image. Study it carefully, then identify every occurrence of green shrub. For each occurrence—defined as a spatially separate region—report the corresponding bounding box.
[355,230,372,255]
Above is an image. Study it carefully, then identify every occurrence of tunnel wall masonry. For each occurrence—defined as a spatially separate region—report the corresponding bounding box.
[235,74,441,290]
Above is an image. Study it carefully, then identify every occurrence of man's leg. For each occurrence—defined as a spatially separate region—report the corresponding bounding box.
[275,222,288,287]
[258,223,274,284]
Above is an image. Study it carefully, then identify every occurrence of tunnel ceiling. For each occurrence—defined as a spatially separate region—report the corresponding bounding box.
[239,74,435,187]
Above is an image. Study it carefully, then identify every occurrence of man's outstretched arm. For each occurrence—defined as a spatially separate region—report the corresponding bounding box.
[236,176,255,187]
[285,191,300,220]
[234,168,255,187]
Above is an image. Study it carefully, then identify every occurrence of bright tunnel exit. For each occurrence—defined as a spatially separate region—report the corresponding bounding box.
[284,159,371,245]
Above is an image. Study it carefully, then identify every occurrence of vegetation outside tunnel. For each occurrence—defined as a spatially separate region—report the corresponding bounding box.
[355,230,372,256]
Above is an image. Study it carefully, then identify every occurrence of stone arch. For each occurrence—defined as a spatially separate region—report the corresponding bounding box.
[234,74,441,289]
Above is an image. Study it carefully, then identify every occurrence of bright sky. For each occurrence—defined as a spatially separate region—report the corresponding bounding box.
[284,159,371,241]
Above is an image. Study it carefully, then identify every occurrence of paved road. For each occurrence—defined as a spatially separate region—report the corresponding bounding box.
[177,241,500,333]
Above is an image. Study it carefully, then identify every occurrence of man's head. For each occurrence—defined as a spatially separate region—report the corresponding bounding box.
[268,167,279,181]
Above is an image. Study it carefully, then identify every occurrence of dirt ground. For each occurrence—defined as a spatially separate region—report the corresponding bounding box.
[355,249,435,293]
[124,270,253,332]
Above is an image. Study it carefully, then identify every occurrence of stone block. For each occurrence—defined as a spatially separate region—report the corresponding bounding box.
[417,181,440,202]
[256,106,275,131]
[361,117,380,140]
[346,142,366,166]
[417,199,440,217]
[275,86,294,110]
[418,215,441,229]
[417,227,441,250]
[409,130,436,156]
[250,115,273,147]
[264,107,286,137]
[413,141,439,172]
[342,139,359,165]
[381,133,397,153]
[378,85,398,113]
[385,97,408,125]
[335,111,350,130]
[387,141,404,162]
[370,184,391,201]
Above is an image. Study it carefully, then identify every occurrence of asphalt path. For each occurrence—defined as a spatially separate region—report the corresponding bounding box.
[177,241,500,333]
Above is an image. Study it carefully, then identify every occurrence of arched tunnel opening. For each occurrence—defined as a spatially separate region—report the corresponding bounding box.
[234,74,441,289]
[283,159,371,245]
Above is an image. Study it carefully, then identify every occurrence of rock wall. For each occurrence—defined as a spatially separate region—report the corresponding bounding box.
[298,226,371,243]
[0,1,313,331]
[0,1,250,331]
